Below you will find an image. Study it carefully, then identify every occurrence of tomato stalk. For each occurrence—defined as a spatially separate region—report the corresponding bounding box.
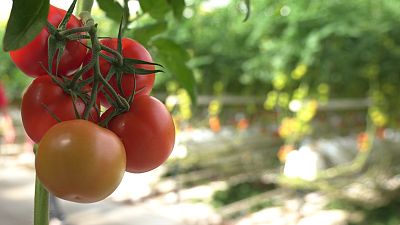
[83,25,100,119]
[69,59,95,87]
[58,8,129,111]
[122,0,130,33]
[97,69,130,109]
[82,25,130,119]
[96,37,128,108]
[34,177,49,225]
[65,34,91,40]
[46,22,63,41]
[57,1,158,119]
[100,45,124,66]
[59,26,93,36]
[48,11,128,113]
[128,73,138,104]
[77,0,94,15]
[32,1,139,223]
[33,145,49,225]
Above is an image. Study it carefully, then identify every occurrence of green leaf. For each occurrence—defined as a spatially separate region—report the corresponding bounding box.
[117,17,123,53]
[243,0,251,22]
[99,53,115,64]
[70,94,82,119]
[3,0,50,51]
[59,0,78,29]
[131,21,168,44]
[47,26,67,76]
[152,38,197,104]
[115,71,124,94]
[54,43,66,76]
[139,0,170,20]
[96,0,123,23]
[123,58,164,67]
[121,65,164,75]
[47,35,57,74]
[167,0,185,20]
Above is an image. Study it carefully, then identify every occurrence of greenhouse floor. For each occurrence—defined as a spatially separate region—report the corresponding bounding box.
[0,153,220,225]
[0,148,352,225]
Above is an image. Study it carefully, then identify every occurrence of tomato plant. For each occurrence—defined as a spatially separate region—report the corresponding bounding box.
[36,119,126,203]
[103,95,175,173]
[83,38,155,107]
[9,5,87,77]
[4,1,172,222]
[21,75,99,143]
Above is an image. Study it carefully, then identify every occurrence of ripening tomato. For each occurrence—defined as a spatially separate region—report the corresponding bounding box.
[10,5,87,77]
[83,38,155,108]
[21,75,99,143]
[102,95,175,173]
[36,119,126,203]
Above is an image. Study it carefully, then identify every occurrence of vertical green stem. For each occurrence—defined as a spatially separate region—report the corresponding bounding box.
[77,0,94,15]
[83,26,100,119]
[34,144,49,225]
[34,177,49,225]
[123,0,130,32]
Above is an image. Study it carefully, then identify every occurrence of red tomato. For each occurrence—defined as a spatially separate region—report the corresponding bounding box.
[21,76,99,143]
[36,119,126,203]
[103,95,175,173]
[10,5,87,77]
[83,38,155,108]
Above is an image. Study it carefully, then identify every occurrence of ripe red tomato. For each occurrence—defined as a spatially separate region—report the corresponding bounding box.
[10,5,87,77]
[83,38,155,108]
[36,119,126,203]
[103,95,175,173]
[21,75,99,143]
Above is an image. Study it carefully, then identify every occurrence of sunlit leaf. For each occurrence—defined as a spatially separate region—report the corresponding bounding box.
[3,0,50,51]
[139,0,170,20]
[96,0,123,23]
[131,21,168,44]
[152,38,197,104]
[167,0,185,20]
[243,0,251,22]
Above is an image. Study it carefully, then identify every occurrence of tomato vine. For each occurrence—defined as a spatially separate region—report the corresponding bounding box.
[5,0,174,224]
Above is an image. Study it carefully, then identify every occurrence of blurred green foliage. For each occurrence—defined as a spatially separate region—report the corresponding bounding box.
[212,181,276,207]
[328,199,400,225]
[0,23,33,103]
[2,0,400,121]
[136,0,400,127]
[155,0,400,97]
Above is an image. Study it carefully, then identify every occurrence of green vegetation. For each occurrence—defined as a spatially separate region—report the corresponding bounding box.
[0,24,33,103]
[328,199,400,225]
[212,181,276,207]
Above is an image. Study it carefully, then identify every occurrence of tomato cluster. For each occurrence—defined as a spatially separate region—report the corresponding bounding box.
[10,6,87,77]
[11,5,175,203]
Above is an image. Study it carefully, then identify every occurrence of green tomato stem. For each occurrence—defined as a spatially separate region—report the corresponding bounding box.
[77,0,94,15]
[96,68,130,110]
[100,44,124,66]
[74,0,129,119]
[83,24,129,118]
[127,73,137,104]
[65,34,91,40]
[59,25,93,36]
[34,176,49,225]
[79,11,94,27]
[99,109,119,127]
[123,0,130,32]
[83,26,100,119]
[69,59,95,88]
[33,144,49,225]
